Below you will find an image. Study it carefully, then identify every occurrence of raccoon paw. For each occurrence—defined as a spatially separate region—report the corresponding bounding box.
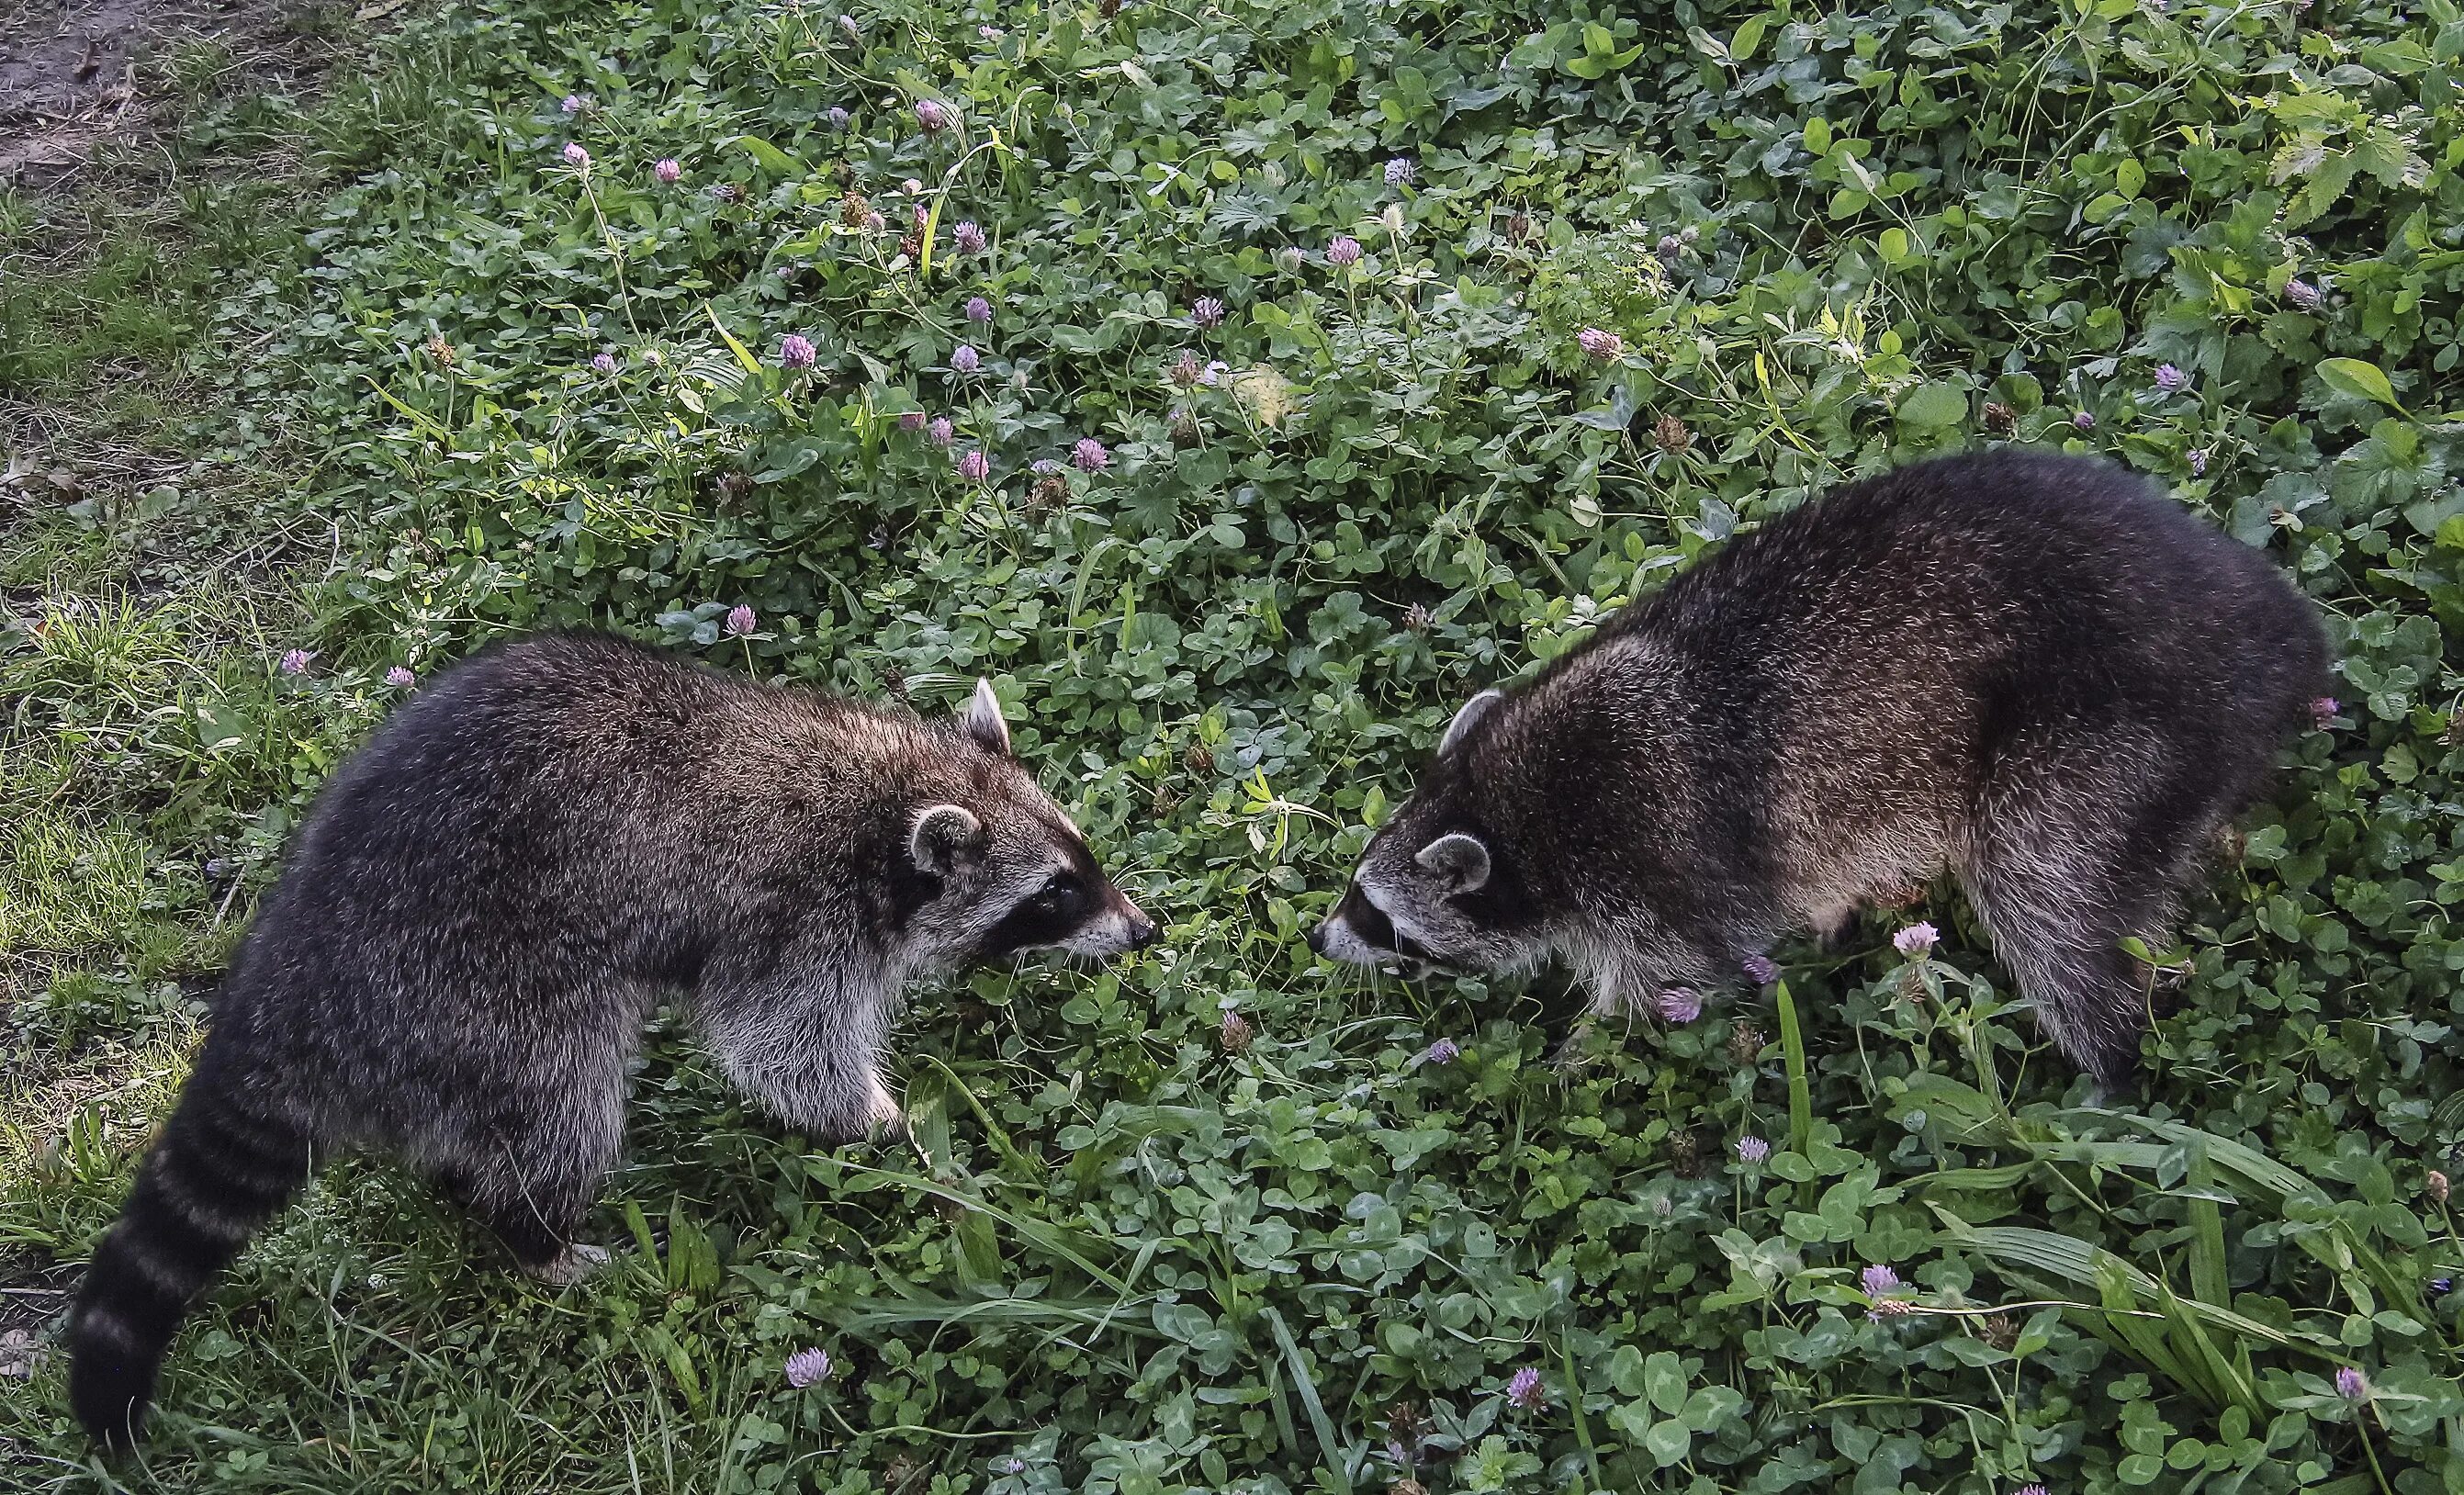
[1807,907,1858,953]
[863,1084,912,1144]
[524,1242,612,1287]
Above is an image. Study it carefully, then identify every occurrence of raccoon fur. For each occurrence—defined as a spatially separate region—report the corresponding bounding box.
[68,633,1154,1446]
[1311,450,2327,1083]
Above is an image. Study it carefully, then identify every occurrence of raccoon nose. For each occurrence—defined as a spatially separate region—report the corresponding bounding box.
[1116,896,1159,950]
[1304,922,1328,955]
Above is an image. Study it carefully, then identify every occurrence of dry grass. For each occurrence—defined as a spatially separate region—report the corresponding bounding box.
[0,16,366,1467]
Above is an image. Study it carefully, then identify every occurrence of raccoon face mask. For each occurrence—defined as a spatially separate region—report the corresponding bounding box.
[905,679,1158,971]
[1308,693,1548,980]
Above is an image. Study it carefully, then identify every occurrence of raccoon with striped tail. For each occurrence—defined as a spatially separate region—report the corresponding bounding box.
[68,634,1156,1446]
[1309,450,2328,1083]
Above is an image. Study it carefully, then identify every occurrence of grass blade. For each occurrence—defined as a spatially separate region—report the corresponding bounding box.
[1775,979,1813,1156]
[1262,1307,1353,1495]
[702,302,763,375]
[833,1160,1127,1291]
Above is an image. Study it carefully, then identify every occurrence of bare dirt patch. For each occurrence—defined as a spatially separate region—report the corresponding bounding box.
[0,1265,70,1371]
[0,0,343,185]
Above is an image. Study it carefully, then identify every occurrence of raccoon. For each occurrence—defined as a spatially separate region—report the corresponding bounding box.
[68,633,1154,1445]
[1310,450,2328,1084]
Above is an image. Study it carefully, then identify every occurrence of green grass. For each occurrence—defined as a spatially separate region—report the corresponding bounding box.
[5,0,2464,1489]
[0,231,190,398]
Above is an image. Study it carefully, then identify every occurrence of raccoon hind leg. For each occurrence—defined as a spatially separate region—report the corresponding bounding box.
[1954,727,2231,1085]
[425,1075,626,1278]
[444,1133,617,1276]
[1956,859,2171,1085]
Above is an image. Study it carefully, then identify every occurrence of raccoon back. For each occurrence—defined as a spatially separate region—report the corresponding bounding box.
[1464,451,2328,918]
[1590,451,2327,793]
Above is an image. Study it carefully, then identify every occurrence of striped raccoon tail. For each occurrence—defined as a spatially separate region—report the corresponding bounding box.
[68,1073,313,1447]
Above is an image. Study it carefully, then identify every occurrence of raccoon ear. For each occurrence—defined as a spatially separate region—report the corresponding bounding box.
[1437,689,1504,757]
[960,678,1011,755]
[910,804,984,873]
[1415,832,1491,894]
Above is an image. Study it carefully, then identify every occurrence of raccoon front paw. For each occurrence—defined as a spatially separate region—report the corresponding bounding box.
[862,1081,910,1142]
[524,1242,612,1287]
[1808,909,1857,953]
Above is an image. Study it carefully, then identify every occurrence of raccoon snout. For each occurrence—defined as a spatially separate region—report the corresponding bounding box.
[1311,888,1401,966]
[1305,912,1377,964]
[1107,893,1159,951]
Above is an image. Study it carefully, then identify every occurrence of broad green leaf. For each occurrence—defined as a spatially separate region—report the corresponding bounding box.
[1644,1418,1692,1467]
[2317,357,2403,411]
[1730,14,1768,62]
[1896,380,1969,428]
[1643,1350,1686,1415]
[729,134,803,174]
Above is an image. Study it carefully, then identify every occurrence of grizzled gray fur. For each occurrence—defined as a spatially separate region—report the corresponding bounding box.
[1311,450,2327,1083]
[71,633,1153,1445]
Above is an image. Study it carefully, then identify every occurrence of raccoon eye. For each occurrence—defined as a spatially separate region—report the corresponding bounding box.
[1039,871,1086,916]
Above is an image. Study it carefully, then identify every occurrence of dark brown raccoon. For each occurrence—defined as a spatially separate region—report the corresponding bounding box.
[70,633,1153,1446]
[1312,450,2328,1085]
